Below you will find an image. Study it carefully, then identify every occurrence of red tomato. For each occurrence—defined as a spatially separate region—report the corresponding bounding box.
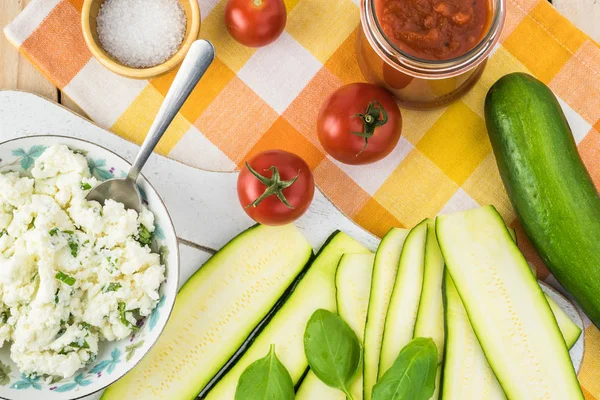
[317,83,402,165]
[224,0,287,47]
[238,150,315,226]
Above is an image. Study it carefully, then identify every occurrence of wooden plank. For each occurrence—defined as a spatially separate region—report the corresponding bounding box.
[2,0,86,116]
[0,0,58,101]
[553,0,600,43]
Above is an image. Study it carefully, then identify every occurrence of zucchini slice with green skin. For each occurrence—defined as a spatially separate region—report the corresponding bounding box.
[442,273,507,400]
[363,228,409,400]
[546,289,582,349]
[336,253,375,343]
[378,220,428,377]
[437,206,583,400]
[338,253,375,399]
[509,228,582,348]
[295,370,345,400]
[205,231,370,399]
[413,220,444,400]
[102,224,312,400]
[296,253,375,400]
[442,275,581,400]
[485,72,600,327]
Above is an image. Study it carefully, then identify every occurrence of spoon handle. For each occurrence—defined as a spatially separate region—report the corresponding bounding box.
[128,40,215,181]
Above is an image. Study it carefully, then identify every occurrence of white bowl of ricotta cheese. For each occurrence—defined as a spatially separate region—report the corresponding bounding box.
[0,135,179,400]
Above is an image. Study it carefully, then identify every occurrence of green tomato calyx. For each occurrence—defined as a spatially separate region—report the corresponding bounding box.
[245,163,300,209]
[352,100,389,156]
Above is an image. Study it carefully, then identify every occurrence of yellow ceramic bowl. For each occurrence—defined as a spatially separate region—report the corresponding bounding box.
[81,0,201,79]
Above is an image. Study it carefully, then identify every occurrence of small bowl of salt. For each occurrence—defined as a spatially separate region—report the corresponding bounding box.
[82,0,200,79]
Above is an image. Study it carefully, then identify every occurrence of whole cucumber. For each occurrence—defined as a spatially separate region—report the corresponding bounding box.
[485,72,600,327]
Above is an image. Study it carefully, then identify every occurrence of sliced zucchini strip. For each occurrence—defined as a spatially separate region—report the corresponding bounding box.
[413,220,445,400]
[379,220,428,377]
[102,224,312,400]
[443,275,582,400]
[295,370,345,400]
[546,287,582,349]
[205,231,370,399]
[442,273,507,400]
[363,228,409,400]
[510,228,581,348]
[296,253,374,400]
[437,206,583,400]
[337,253,375,399]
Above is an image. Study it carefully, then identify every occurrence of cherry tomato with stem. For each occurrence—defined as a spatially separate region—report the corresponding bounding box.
[238,150,315,226]
[317,83,402,165]
[225,0,287,47]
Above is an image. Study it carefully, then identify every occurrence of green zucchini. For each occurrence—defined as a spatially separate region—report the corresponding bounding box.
[485,72,600,327]
[296,253,375,400]
[413,220,444,400]
[363,228,409,400]
[102,224,312,400]
[437,206,583,400]
[379,220,428,377]
[205,231,370,399]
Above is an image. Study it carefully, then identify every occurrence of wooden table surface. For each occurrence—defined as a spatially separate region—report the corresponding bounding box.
[1,0,599,116]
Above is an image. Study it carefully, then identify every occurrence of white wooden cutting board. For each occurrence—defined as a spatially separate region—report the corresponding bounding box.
[0,91,585,399]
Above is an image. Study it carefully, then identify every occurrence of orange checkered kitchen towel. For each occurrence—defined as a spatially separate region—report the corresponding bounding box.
[4,0,600,395]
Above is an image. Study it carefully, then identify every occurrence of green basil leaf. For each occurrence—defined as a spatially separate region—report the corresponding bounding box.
[372,337,438,400]
[55,271,76,286]
[235,344,294,400]
[303,309,361,398]
[80,182,92,190]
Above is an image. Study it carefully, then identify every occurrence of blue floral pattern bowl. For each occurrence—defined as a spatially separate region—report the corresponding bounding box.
[0,136,180,400]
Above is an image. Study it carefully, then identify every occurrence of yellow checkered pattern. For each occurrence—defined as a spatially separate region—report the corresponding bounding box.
[4,0,600,395]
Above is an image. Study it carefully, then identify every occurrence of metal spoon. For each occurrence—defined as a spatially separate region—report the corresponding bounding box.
[87,40,215,213]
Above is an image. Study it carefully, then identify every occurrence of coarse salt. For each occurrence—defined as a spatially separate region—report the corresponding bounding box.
[97,0,187,68]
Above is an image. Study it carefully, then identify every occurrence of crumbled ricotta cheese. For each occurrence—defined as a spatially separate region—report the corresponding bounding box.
[0,145,166,378]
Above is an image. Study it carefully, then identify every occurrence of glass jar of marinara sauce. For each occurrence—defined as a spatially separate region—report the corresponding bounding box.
[357,0,506,109]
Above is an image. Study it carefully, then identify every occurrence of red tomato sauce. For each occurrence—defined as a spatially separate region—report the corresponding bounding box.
[375,0,491,60]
